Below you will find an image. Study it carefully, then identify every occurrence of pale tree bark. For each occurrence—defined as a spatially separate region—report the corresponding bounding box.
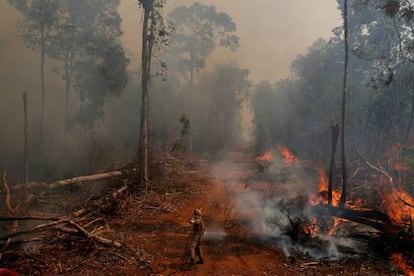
[23,91,29,186]
[139,0,154,190]
[40,28,46,143]
[328,124,339,206]
[339,0,349,208]
[189,67,194,152]
[63,55,73,154]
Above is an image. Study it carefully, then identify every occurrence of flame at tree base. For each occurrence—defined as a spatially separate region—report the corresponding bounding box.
[391,253,414,276]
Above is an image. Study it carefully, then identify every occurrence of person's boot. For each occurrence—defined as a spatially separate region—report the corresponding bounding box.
[189,258,195,266]
[197,258,204,264]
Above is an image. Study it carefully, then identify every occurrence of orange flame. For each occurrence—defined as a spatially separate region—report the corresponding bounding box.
[309,217,319,237]
[277,145,297,165]
[318,165,328,192]
[327,218,345,236]
[382,188,414,225]
[256,151,273,161]
[393,162,409,171]
[309,165,341,207]
[391,253,414,276]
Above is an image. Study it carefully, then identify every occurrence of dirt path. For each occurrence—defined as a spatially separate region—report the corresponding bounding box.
[148,150,288,275]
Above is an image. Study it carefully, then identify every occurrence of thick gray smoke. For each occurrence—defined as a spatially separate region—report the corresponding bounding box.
[208,150,361,260]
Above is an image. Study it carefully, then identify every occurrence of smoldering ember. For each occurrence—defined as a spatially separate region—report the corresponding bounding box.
[1,0,414,275]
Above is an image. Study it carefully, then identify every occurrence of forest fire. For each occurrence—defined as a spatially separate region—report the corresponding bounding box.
[277,145,299,165]
[308,165,341,207]
[381,187,414,226]
[255,151,273,162]
[391,253,414,276]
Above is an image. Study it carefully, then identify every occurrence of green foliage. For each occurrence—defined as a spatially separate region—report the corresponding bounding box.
[60,0,129,129]
[8,0,59,51]
[167,2,239,75]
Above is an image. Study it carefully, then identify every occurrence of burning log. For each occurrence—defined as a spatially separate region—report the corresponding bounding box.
[255,152,273,172]
[310,205,395,234]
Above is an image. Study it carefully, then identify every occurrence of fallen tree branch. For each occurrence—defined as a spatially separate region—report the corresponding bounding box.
[54,225,80,234]
[0,216,62,221]
[112,185,128,198]
[0,238,11,251]
[67,220,121,248]
[0,218,70,241]
[0,237,43,247]
[399,197,414,209]
[357,150,395,189]
[13,171,123,189]
[310,205,395,234]
[83,217,106,229]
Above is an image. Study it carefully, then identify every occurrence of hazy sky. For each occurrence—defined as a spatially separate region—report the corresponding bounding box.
[119,0,342,83]
[0,1,342,84]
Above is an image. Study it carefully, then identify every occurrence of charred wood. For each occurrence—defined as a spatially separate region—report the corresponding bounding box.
[310,205,395,234]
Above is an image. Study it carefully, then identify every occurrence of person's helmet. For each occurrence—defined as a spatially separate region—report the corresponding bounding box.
[193,209,202,217]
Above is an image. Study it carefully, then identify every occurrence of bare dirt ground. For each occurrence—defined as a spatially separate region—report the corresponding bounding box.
[0,149,406,275]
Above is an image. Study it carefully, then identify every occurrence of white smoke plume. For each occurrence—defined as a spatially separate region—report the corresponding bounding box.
[208,151,362,260]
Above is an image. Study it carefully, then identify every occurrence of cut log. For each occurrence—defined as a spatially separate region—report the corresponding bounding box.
[13,171,122,189]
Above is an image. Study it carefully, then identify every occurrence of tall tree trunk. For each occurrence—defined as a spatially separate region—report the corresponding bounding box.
[40,29,46,143]
[139,0,154,190]
[339,0,349,208]
[189,67,193,152]
[23,91,29,186]
[328,124,339,205]
[63,56,72,154]
[90,120,94,174]
[405,87,414,143]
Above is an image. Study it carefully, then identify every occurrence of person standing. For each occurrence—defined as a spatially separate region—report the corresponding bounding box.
[188,209,205,265]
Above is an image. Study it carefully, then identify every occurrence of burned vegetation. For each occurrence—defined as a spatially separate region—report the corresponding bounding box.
[3,0,414,275]
[251,145,414,273]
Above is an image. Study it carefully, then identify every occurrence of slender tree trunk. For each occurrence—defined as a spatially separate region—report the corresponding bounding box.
[189,68,193,152]
[63,57,71,154]
[40,29,46,144]
[328,124,339,206]
[139,1,153,190]
[405,87,414,143]
[23,91,29,186]
[339,0,349,208]
[90,120,94,174]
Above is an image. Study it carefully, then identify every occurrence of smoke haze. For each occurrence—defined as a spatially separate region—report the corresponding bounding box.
[0,0,341,182]
[119,0,341,82]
